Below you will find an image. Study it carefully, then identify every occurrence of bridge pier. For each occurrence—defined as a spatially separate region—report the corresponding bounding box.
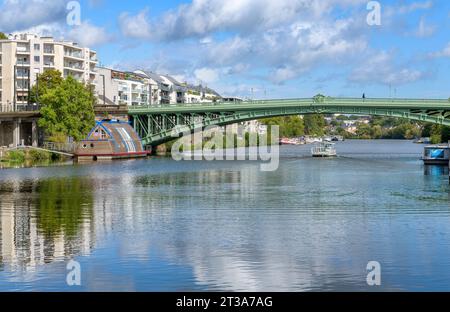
[0,116,39,148]
[13,119,21,147]
[32,119,38,147]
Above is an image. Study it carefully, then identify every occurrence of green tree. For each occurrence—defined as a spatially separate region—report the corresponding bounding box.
[38,76,96,142]
[262,116,305,137]
[29,69,64,104]
[0,32,7,40]
[304,114,326,136]
[421,123,433,138]
[356,123,373,139]
[371,125,383,139]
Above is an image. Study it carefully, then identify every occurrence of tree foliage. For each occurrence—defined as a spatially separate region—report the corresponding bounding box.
[35,71,96,142]
[0,32,7,40]
[30,69,64,104]
[262,116,305,137]
[304,114,326,136]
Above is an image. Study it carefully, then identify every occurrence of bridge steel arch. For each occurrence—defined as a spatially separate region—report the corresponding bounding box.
[128,98,450,147]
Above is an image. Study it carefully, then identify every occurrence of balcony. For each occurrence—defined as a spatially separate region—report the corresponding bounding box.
[16,85,29,90]
[0,104,40,113]
[64,52,84,60]
[16,46,30,54]
[16,61,30,67]
[64,62,84,72]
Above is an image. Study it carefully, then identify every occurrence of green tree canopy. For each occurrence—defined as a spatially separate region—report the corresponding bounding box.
[30,69,64,104]
[38,74,96,142]
[304,114,326,136]
[0,32,7,40]
[262,116,305,137]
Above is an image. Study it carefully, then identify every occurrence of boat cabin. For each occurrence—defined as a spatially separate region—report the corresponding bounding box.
[422,145,450,165]
[75,120,149,161]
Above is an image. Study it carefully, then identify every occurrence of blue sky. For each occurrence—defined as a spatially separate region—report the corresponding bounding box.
[1,0,449,99]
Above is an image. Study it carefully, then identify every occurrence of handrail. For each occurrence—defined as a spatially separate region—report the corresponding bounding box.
[128,97,450,113]
[42,142,75,153]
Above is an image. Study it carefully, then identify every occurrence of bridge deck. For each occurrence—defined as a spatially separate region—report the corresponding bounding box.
[128,98,450,114]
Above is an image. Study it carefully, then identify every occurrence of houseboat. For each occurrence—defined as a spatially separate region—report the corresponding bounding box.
[422,144,450,165]
[311,142,337,157]
[75,120,150,161]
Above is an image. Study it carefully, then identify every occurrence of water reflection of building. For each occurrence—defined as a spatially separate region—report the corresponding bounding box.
[0,178,94,271]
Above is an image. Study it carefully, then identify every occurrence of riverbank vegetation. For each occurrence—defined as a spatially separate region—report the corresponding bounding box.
[262,114,327,137]
[0,149,63,167]
[261,114,450,144]
[0,149,62,164]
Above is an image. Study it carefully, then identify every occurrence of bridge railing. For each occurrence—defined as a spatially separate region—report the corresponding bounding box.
[0,104,40,113]
[128,97,450,112]
[42,142,76,153]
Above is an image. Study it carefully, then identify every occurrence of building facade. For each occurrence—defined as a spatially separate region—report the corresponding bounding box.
[95,67,156,107]
[94,68,222,107]
[0,33,97,112]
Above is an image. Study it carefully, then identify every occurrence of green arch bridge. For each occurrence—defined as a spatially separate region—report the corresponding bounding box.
[128,97,450,147]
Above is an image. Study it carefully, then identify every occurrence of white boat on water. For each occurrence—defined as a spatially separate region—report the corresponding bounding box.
[311,142,337,157]
[280,138,304,145]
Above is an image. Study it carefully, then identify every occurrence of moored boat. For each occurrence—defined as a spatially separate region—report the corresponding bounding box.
[311,142,337,157]
[75,120,150,161]
[280,138,304,145]
[422,144,450,165]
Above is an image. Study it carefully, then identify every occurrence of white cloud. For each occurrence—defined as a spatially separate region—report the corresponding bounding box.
[67,22,113,47]
[0,0,111,48]
[349,51,425,85]
[397,0,433,14]
[0,0,67,33]
[204,18,367,84]
[429,43,450,58]
[116,0,431,88]
[12,22,66,38]
[194,67,219,84]
[118,9,152,39]
[118,0,367,41]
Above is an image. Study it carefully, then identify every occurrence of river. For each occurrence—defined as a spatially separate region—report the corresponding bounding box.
[1,140,450,291]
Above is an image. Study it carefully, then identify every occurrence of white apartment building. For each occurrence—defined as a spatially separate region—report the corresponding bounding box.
[95,68,159,107]
[0,33,97,111]
[95,68,222,107]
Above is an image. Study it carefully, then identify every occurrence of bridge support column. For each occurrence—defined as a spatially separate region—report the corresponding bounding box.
[31,119,38,147]
[13,118,21,147]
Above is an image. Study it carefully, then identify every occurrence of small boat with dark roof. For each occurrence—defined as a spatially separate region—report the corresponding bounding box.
[75,119,149,161]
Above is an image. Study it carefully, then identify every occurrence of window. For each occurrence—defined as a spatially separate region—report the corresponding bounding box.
[428,149,445,159]
[34,56,40,63]
[34,44,40,51]
[17,57,28,63]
